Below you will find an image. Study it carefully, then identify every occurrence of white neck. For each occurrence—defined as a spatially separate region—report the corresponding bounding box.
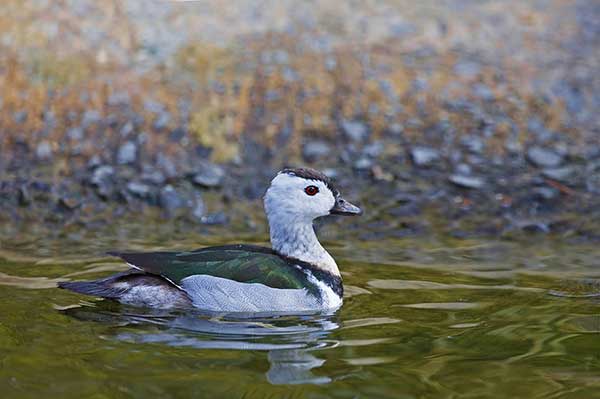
[267,213,339,276]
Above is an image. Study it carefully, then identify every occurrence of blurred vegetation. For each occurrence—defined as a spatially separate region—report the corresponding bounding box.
[0,0,587,168]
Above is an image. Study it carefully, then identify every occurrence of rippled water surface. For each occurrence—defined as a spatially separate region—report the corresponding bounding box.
[1,233,600,398]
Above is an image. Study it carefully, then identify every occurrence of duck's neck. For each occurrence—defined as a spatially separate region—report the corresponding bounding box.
[268,216,339,276]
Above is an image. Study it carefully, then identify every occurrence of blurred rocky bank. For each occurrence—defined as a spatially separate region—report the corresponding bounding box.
[0,0,599,243]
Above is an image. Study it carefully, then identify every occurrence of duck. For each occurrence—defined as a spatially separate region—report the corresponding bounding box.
[59,167,362,313]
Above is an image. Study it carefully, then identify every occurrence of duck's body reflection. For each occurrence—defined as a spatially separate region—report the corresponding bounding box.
[62,304,339,385]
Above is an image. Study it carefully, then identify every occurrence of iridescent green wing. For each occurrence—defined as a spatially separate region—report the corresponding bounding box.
[110,245,308,290]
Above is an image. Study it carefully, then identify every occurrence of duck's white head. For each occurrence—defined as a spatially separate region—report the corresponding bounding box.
[264,168,362,274]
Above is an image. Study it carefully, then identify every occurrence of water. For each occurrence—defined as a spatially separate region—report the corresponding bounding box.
[1,233,600,398]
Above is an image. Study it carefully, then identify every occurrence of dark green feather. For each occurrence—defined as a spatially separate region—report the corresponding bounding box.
[111,245,311,290]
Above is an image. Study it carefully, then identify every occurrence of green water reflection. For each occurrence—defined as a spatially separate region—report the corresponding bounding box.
[1,234,600,398]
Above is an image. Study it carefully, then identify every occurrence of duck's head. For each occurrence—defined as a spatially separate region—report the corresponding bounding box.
[264,167,362,222]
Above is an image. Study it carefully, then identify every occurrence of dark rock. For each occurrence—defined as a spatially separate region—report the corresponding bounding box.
[302,141,331,162]
[58,195,81,210]
[126,181,152,198]
[448,174,485,189]
[117,141,137,164]
[169,127,186,143]
[192,163,225,188]
[35,141,52,160]
[200,211,229,225]
[532,187,560,201]
[158,185,184,211]
[17,185,31,206]
[541,166,576,182]
[410,146,440,167]
[341,119,368,142]
[527,146,564,168]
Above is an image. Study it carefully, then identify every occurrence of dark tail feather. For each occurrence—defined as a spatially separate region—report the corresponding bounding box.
[58,276,128,299]
[58,272,192,308]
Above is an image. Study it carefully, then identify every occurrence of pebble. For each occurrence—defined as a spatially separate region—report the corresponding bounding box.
[354,157,373,170]
[158,185,184,211]
[341,119,368,142]
[192,163,225,188]
[67,127,84,140]
[448,174,485,189]
[81,110,102,128]
[411,146,440,167]
[191,197,206,220]
[541,166,576,182]
[117,141,137,164]
[302,141,331,161]
[36,141,53,160]
[527,146,564,168]
[532,187,559,201]
[460,135,484,154]
[200,212,228,225]
[126,181,152,198]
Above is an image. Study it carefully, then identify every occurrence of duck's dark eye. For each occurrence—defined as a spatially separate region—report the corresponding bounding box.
[304,185,319,196]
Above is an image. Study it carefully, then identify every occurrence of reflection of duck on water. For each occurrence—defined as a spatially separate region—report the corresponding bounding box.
[60,168,361,313]
[62,305,339,385]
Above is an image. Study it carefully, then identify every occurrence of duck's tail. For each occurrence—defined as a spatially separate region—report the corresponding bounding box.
[58,272,191,309]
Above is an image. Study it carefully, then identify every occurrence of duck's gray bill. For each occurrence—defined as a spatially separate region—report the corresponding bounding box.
[330,197,362,216]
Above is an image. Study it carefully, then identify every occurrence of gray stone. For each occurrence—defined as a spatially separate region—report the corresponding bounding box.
[153,111,171,130]
[192,163,225,188]
[411,146,440,167]
[126,181,152,198]
[354,157,373,170]
[302,141,331,161]
[36,141,52,160]
[200,212,228,225]
[527,146,564,168]
[363,141,385,158]
[532,187,559,201]
[389,123,404,135]
[448,174,485,189]
[341,119,368,142]
[541,166,576,182]
[157,154,178,179]
[460,135,484,154]
[67,127,84,140]
[191,196,206,220]
[141,167,166,185]
[158,185,184,211]
[117,141,137,164]
[81,110,102,128]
